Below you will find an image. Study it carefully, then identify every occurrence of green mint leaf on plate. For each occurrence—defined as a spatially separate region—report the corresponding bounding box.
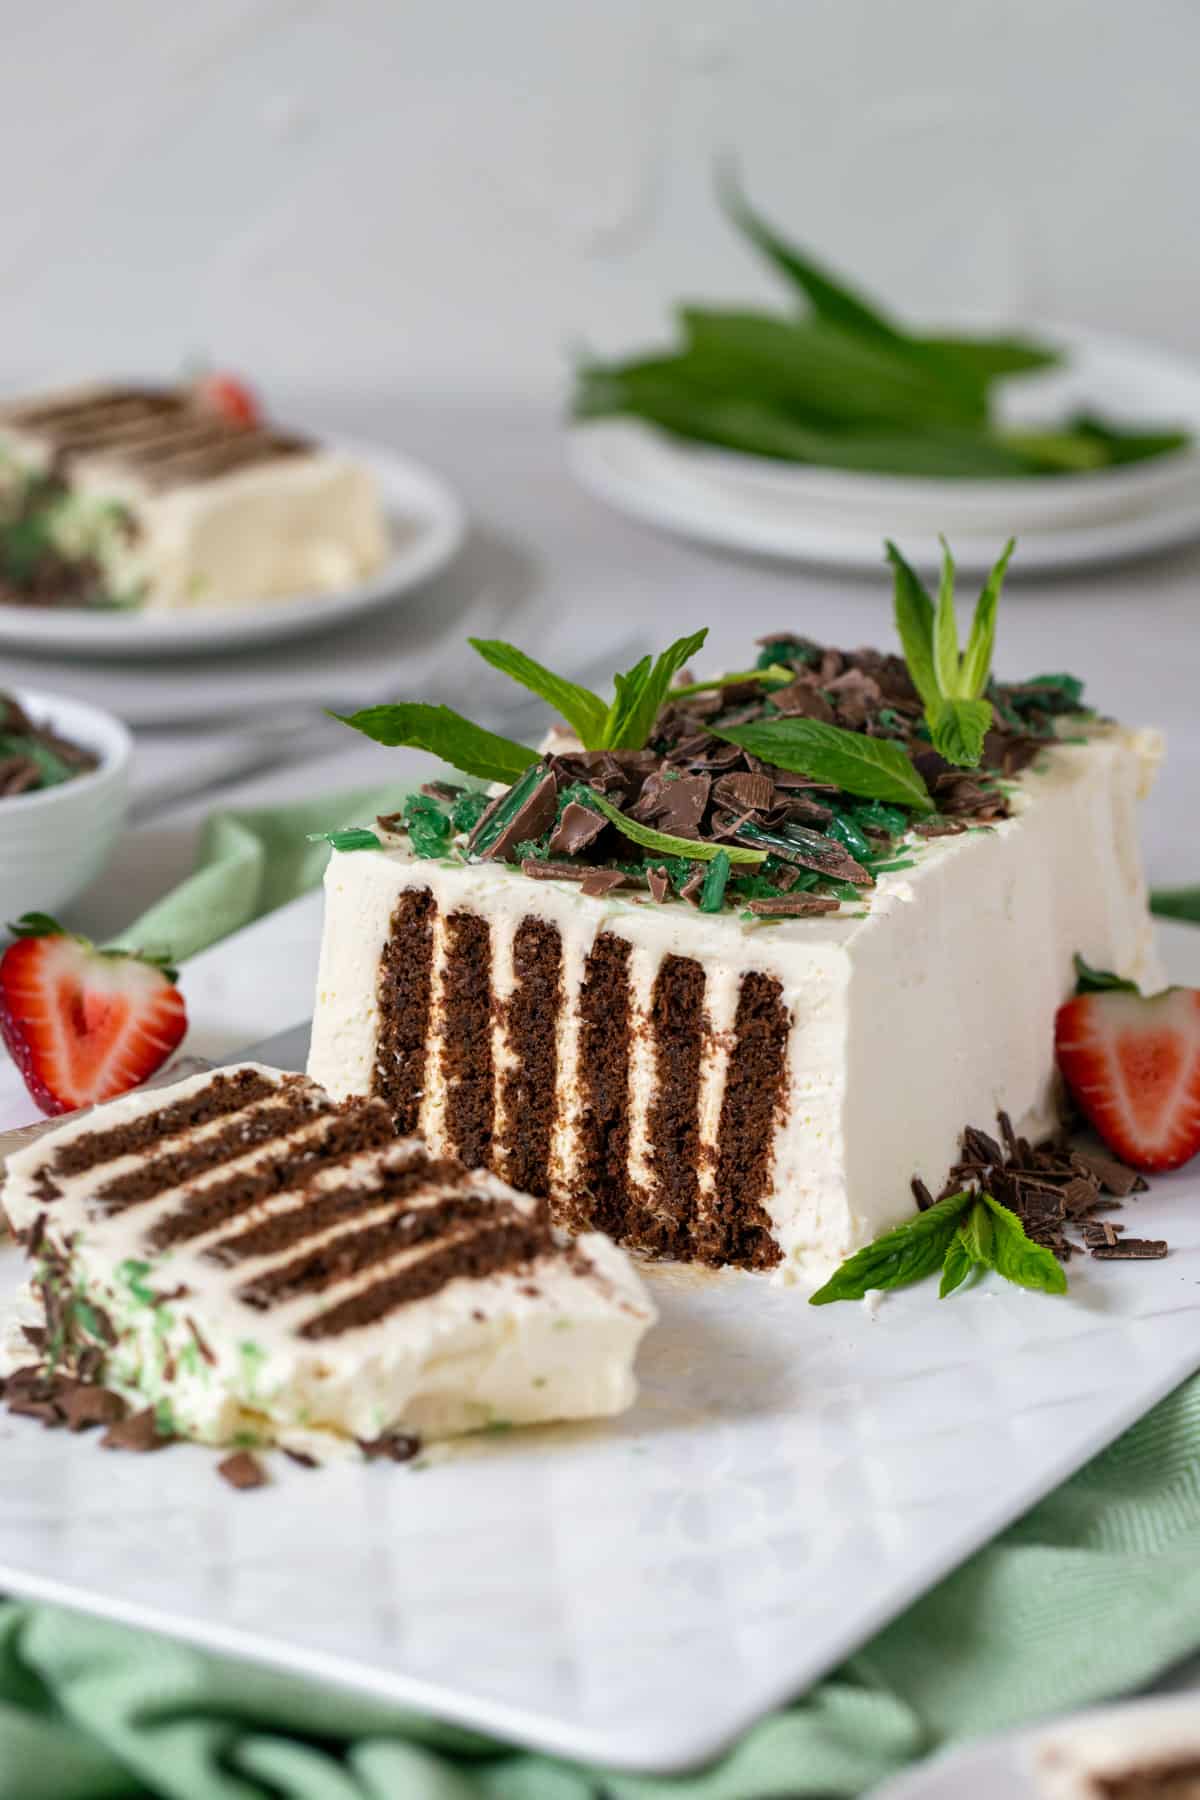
[332,703,538,786]
[584,789,765,865]
[468,640,609,748]
[306,827,381,853]
[980,1194,1068,1296]
[929,697,992,767]
[1073,953,1140,995]
[713,716,934,813]
[809,1189,974,1304]
[603,629,709,750]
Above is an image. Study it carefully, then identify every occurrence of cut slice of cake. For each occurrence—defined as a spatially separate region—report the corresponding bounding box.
[306,552,1164,1287]
[0,1064,654,1454]
[0,381,387,610]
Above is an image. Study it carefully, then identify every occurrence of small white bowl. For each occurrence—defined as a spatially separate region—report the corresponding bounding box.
[0,689,131,926]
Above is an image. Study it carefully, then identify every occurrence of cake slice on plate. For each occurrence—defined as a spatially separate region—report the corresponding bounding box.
[0,379,387,610]
[0,1063,654,1456]
[307,545,1163,1286]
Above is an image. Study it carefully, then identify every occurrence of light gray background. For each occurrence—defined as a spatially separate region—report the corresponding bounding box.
[4,0,1198,399]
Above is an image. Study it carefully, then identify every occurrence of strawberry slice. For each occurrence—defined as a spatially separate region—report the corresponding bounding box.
[0,915,187,1115]
[1055,982,1200,1172]
[191,371,261,429]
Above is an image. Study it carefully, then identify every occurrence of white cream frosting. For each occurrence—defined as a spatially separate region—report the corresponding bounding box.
[1,1064,655,1455]
[308,728,1164,1287]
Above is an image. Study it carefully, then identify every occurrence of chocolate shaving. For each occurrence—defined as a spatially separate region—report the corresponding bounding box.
[102,1407,171,1453]
[485,770,559,863]
[284,1448,318,1469]
[712,771,774,813]
[744,895,841,917]
[549,800,607,857]
[62,1385,127,1432]
[358,1432,421,1463]
[218,1450,269,1489]
[647,866,669,904]
[1090,1238,1168,1260]
[579,870,630,898]
[520,859,591,882]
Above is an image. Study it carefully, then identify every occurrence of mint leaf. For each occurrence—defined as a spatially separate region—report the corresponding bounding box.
[332,703,537,786]
[938,1237,974,1298]
[885,542,939,710]
[671,664,792,698]
[714,716,934,813]
[604,629,709,750]
[980,1194,1068,1295]
[306,827,382,853]
[468,640,608,747]
[929,697,992,768]
[959,538,1015,698]
[809,1189,974,1304]
[1073,953,1140,995]
[584,789,765,865]
[933,537,961,698]
[958,1198,995,1266]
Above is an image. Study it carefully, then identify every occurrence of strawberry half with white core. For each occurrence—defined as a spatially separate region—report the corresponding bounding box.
[191,371,260,429]
[0,915,187,1115]
[1055,961,1200,1173]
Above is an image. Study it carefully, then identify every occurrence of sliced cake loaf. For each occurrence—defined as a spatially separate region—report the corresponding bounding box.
[0,1064,655,1455]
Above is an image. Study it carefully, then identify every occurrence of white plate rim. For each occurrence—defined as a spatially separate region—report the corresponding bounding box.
[0,436,466,660]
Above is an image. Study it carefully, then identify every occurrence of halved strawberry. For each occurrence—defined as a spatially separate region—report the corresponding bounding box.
[191,371,261,428]
[1055,984,1200,1172]
[0,915,186,1115]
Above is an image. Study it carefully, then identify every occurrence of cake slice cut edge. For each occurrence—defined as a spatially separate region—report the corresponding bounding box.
[0,1062,656,1460]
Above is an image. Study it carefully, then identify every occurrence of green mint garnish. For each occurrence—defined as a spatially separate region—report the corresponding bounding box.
[713,716,934,813]
[583,789,765,865]
[307,827,381,853]
[469,759,547,857]
[810,1188,1066,1306]
[1073,954,1140,996]
[887,536,1015,767]
[402,794,453,859]
[670,664,792,699]
[117,1258,157,1306]
[332,701,538,786]
[450,788,491,834]
[699,850,731,912]
[464,629,708,754]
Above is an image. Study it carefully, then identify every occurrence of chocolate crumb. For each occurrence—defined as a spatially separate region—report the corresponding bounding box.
[62,1385,127,1433]
[580,869,629,898]
[218,1450,269,1489]
[358,1432,421,1463]
[1091,1238,1168,1260]
[283,1448,318,1469]
[102,1408,171,1453]
[745,895,841,917]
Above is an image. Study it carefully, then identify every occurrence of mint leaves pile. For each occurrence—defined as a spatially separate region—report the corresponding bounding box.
[573,171,1190,480]
[329,540,1093,916]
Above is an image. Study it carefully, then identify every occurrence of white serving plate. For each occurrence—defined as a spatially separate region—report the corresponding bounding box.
[0,440,465,660]
[2,901,1200,1774]
[569,325,1200,578]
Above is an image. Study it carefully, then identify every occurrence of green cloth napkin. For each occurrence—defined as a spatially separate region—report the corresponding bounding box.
[6,788,1199,1800]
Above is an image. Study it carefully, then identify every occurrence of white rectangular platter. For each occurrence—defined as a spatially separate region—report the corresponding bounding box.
[2,899,1200,1774]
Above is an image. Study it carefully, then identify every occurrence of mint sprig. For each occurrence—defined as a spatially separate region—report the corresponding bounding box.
[584,789,766,865]
[887,536,1016,767]
[462,630,709,754]
[811,1188,1066,1305]
[332,703,537,786]
[468,640,609,747]
[712,716,934,813]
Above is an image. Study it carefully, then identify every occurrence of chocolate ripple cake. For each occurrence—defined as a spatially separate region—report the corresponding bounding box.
[0,1064,654,1454]
[0,381,386,610]
[307,566,1162,1287]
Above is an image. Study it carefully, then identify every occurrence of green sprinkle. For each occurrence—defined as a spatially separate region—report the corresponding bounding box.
[451,788,491,834]
[828,812,872,861]
[699,849,731,913]
[154,1399,177,1436]
[868,857,916,874]
[306,827,380,853]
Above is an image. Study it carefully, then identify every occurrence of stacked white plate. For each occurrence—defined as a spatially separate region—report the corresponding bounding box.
[569,324,1200,577]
